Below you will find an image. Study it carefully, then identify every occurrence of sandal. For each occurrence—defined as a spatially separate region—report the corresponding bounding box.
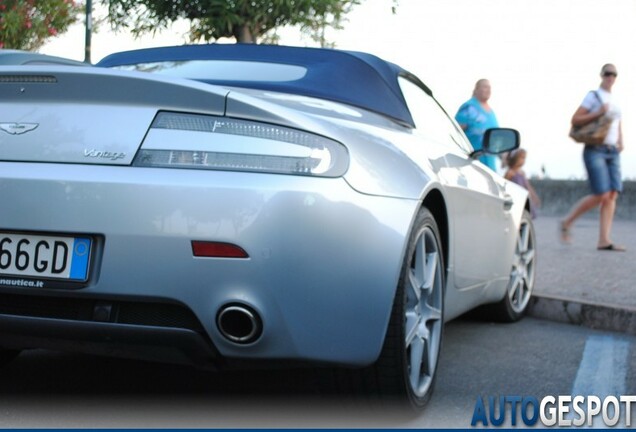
[597,244,626,252]
[559,220,571,244]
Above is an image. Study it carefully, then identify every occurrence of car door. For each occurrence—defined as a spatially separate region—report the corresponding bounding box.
[399,77,512,290]
[439,138,513,289]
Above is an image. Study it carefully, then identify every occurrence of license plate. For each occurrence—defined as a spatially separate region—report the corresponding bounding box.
[0,232,91,281]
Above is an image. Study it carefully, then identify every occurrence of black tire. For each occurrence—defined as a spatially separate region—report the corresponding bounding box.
[489,209,536,322]
[330,207,445,410]
[0,349,21,367]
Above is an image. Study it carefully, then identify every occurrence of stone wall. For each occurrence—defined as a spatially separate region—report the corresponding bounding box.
[531,179,636,220]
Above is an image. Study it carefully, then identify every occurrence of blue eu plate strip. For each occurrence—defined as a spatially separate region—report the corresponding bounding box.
[69,237,91,280]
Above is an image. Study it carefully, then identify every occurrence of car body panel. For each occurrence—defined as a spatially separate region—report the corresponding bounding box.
[0,49,89,66]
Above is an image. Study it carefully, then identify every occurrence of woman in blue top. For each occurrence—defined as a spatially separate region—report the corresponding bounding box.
[455,79,500,171]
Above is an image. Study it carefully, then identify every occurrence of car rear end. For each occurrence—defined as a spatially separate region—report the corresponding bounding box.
[0,66,420,368]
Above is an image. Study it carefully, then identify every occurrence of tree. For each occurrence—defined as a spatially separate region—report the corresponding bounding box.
[104,0,362,44]
[0,0,82,50]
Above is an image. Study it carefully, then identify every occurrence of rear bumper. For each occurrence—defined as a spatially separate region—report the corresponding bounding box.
[0,312,219,368]
[0,163,419,367]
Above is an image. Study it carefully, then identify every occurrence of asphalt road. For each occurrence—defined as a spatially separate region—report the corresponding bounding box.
[1,316,634,428]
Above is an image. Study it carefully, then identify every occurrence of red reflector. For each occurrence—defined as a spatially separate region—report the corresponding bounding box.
[191,241,249,258]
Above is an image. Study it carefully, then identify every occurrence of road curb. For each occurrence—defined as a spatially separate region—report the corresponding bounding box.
[528,294,636,336]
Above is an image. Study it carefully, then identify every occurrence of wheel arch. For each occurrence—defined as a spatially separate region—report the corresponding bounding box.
[524,197,533,216]
[422,188,449,281]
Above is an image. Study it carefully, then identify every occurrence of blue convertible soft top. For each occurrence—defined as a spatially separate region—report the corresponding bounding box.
[97,44,428,127]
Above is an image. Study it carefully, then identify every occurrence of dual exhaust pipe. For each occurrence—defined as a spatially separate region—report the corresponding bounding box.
[216,303,262,344]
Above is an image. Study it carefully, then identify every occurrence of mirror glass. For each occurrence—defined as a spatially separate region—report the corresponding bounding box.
[484,128,519,154]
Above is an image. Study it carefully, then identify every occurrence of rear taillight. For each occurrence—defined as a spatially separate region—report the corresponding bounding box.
[134,112,349,177]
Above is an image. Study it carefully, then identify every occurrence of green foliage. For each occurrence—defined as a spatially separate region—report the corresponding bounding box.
[0,0,82,50]
[104,0,362,44]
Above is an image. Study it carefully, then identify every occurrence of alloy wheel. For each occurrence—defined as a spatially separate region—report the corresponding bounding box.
[404,225,444,398]
[508,218,536,314]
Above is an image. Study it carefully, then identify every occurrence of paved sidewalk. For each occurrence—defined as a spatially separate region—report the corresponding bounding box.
[528,215,636,335]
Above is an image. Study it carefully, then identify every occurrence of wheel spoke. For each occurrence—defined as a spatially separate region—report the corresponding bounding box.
[408,272,421,303]
[422,251,438,293]
[523,267,534,290]
[422,303,442,322]
[405,311,419,346]
[523,248,535,265]
[409,235,427,301]
[423,333,437,377]
[508,273,523,304]
[408,336,425,387]
[519,223,530,252]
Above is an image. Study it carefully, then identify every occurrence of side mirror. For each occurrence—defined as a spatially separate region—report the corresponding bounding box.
[470,128,520,159]
[481,128,520,155]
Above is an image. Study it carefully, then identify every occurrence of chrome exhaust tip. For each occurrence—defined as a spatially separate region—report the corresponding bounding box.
[216,304,262,344]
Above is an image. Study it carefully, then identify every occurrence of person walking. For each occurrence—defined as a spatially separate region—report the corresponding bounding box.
[560,64,625,251]
[455,79,500,172]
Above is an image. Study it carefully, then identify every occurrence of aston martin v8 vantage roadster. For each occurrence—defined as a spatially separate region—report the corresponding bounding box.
[0,44,535,408]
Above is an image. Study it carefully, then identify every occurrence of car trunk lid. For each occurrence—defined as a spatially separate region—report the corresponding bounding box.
[0,66,228,165]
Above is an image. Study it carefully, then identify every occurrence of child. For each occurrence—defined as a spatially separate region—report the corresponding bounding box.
[505,149,541,218]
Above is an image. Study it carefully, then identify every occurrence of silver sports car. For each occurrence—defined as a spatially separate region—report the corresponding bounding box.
[0,44,535,408]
